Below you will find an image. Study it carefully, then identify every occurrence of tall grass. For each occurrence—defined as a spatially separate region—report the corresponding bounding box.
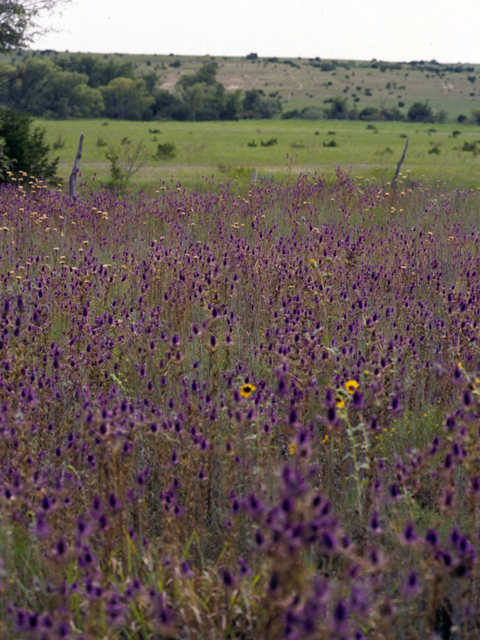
[0,169,480,638]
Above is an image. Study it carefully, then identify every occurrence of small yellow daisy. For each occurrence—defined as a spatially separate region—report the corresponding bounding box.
[240,384,256,398]
[336,398,345,409]
[289,442,297,455]
[345,380,359,395]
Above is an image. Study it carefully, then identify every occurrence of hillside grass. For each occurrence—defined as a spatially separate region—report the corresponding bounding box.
[15,49,480,122]
[40,118,480,193]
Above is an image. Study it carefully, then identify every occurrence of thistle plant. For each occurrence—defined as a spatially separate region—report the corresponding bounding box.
[0,171,479,637]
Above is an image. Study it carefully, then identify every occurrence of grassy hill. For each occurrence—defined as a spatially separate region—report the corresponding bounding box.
[8,49,480,123]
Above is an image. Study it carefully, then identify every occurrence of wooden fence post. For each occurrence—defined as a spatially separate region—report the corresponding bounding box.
[392,138,409,187]
[69,132,84,197]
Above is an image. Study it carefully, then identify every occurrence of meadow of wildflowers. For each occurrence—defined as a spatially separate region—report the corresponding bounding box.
[2,168,480,638]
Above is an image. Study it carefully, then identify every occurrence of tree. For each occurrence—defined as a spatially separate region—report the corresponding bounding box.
[175,62,241,121]
[323,96,350,120]
[176,81,217,121]
[0,107,58,182]
[471,109,480,124]
[242,89,282,119]
[54,53,136,88]
[407,102,434,123]
[0,0,70,52]
[100,77,154,120]
[70,83,104,118]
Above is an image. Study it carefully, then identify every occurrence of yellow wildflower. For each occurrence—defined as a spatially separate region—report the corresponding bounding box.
[336,398,345,409]
[289,442,297,455]
[240,384,256,398]
[345,380,359,395]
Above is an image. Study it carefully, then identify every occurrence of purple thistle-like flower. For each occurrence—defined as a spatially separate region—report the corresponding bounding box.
[55,538,67,557]
[246,493,263,516]
[321,531,336,551]
[332,599,348,629]
[403,522,417,544]
[453,364,463,383]
[326,405,337,424]
[445,415,457,431]
[471,477,480,495]
[238,557,251,576]
[276,375,287,397]
[351,390,364,409]
[281,497,294,514]
[220,568,236,589]
[425,528,439,546]
[404,571,420,596]
[157,605,174,630]
[325,388,334,407]
[269,571,280,593]
[439,550,453,567]
[389,483,401,500]
[34,513,50,538]
[391,396,400,412]
[370,512,381,533]
[254,529,265,547]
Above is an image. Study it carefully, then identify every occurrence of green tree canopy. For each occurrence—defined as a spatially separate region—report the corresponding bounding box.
[407,102,435,123]
[100,77,154,120]
[54,53,136,88]
[242,89,282,119]
[0,107,58,182]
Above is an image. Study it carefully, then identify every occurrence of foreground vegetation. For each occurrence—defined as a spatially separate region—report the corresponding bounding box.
[1,170,480,638]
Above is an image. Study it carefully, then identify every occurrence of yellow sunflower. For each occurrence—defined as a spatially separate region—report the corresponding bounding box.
[240,384,256,398]
[345,380,359,395]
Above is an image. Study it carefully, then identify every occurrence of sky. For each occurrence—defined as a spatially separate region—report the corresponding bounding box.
[33,0,480,64]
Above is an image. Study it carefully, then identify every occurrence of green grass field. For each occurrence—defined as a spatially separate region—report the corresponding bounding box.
[40,118,480,192]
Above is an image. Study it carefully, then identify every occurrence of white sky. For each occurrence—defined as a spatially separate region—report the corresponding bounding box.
[33,0,480,64]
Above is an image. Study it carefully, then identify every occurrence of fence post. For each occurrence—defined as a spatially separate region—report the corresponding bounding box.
[69,132,84,197]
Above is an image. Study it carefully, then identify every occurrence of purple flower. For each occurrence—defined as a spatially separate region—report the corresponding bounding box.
[332,599,348,630]
[445,415,457,431]
[321,531,336,551]
[404,571,420,596]
[220,568,236,589]
[351,390,364,409]
[403,522,417,544]
[425,528,438,546]
[268,571,280,593]
[369,512,381,533]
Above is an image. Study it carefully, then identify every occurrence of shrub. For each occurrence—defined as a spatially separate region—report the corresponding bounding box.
[407,101,435,123]
[154,142,176,160]
[0,107,58,184]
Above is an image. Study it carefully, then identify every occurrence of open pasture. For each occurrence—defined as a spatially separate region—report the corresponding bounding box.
[41,118,480,192]
[1,171,480,637]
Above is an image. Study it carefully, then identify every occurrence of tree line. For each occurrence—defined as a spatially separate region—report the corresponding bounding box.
[0,55,283,121]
